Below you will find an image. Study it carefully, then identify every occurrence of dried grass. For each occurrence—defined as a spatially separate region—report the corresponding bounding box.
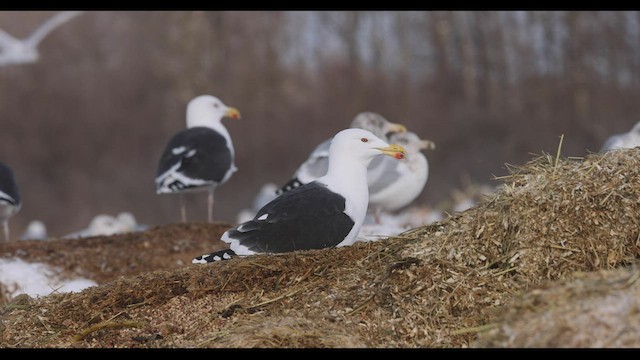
[475,265,640,347]
[0,283,8,308]
[1,148,639,348]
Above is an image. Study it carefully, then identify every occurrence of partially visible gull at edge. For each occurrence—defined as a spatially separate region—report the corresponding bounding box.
[0,161,21,242]
[600,121,640,152]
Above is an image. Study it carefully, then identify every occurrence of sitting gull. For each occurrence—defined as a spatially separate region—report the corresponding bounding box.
[21,220,48,241]
[368,131,435,215]
[600,121,640,152]
[193,128,406,263]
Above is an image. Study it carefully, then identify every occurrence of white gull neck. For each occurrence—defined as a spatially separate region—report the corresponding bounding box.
[318,147,376,247]
[185,100,235,158]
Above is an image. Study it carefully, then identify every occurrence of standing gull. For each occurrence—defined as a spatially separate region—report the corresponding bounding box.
[368,131,435,216]
[277,112,406,195]
[193,128,406,263]
[600,121,640,152]
[156,95,240,223]
[0,161,21,242]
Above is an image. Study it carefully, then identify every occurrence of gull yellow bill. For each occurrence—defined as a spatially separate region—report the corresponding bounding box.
[377,144,406,160]
[225,107,241,120]
[421,139,436,150]
[387,122,407,133]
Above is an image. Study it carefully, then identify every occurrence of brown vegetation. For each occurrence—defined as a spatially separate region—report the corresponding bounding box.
[475,266,640,348]
[1,148,639,348]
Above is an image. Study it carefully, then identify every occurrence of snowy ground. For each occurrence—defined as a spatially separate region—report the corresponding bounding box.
[0,257,97,299]
[357,206,445,242]
[1,212,147,300]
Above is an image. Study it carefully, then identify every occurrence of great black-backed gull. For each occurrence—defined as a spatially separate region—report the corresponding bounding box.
[277,112,406,195]
[193,128,406,263]
[156,95,240,223]
[368,131,435,215]
[601,121,640,152]
[0,161,21,242]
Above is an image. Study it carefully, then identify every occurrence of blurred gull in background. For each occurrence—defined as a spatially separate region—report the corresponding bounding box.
[0,11,83,66]
[236,182,279,224]
[367,130,435,221]
[64,212,145,239]
[20,220,48,241]
[600,121,640,152]
[277,112,407,195]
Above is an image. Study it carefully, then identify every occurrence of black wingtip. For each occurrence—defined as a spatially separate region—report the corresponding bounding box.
[192,249,237,264]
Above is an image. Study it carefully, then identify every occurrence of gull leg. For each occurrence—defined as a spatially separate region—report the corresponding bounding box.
[207,188,214,223]
[180,193,187,223]
[374,208,382,225]
[2,221,9,242]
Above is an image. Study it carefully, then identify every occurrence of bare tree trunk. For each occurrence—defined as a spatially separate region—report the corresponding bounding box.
[564,11,589,121]
[394,11,412,117]
[344,11,364,113]
[457,11,479,108]
[427,11,455,117]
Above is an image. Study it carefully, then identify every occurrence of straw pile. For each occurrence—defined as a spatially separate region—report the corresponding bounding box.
[1,147,639,348]
[475,265,640,347]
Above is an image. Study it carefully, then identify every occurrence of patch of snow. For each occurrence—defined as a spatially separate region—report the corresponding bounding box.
[0,257,96,299]
[357,205,444,242]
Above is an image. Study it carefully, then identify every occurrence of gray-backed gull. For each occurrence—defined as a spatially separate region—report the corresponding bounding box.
[601,121,640,152]
[277,112,406,195]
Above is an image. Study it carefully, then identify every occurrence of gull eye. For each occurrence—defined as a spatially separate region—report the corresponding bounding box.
[213,103,220,109]
[361,138,368,143]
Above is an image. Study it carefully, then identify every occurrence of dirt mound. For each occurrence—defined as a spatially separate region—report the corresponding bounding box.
[0,222,231,285]
[0,283,8,308]
[1,149,639,348]
[474,265,640,348]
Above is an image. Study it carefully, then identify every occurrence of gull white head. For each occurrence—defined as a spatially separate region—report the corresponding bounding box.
[327,128,406,172]
[186,95,241,129]
[350,112,407,139]
[388,131,436,154]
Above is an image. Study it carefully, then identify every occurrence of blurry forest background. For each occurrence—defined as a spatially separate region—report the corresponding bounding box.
[1,11,639,237]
